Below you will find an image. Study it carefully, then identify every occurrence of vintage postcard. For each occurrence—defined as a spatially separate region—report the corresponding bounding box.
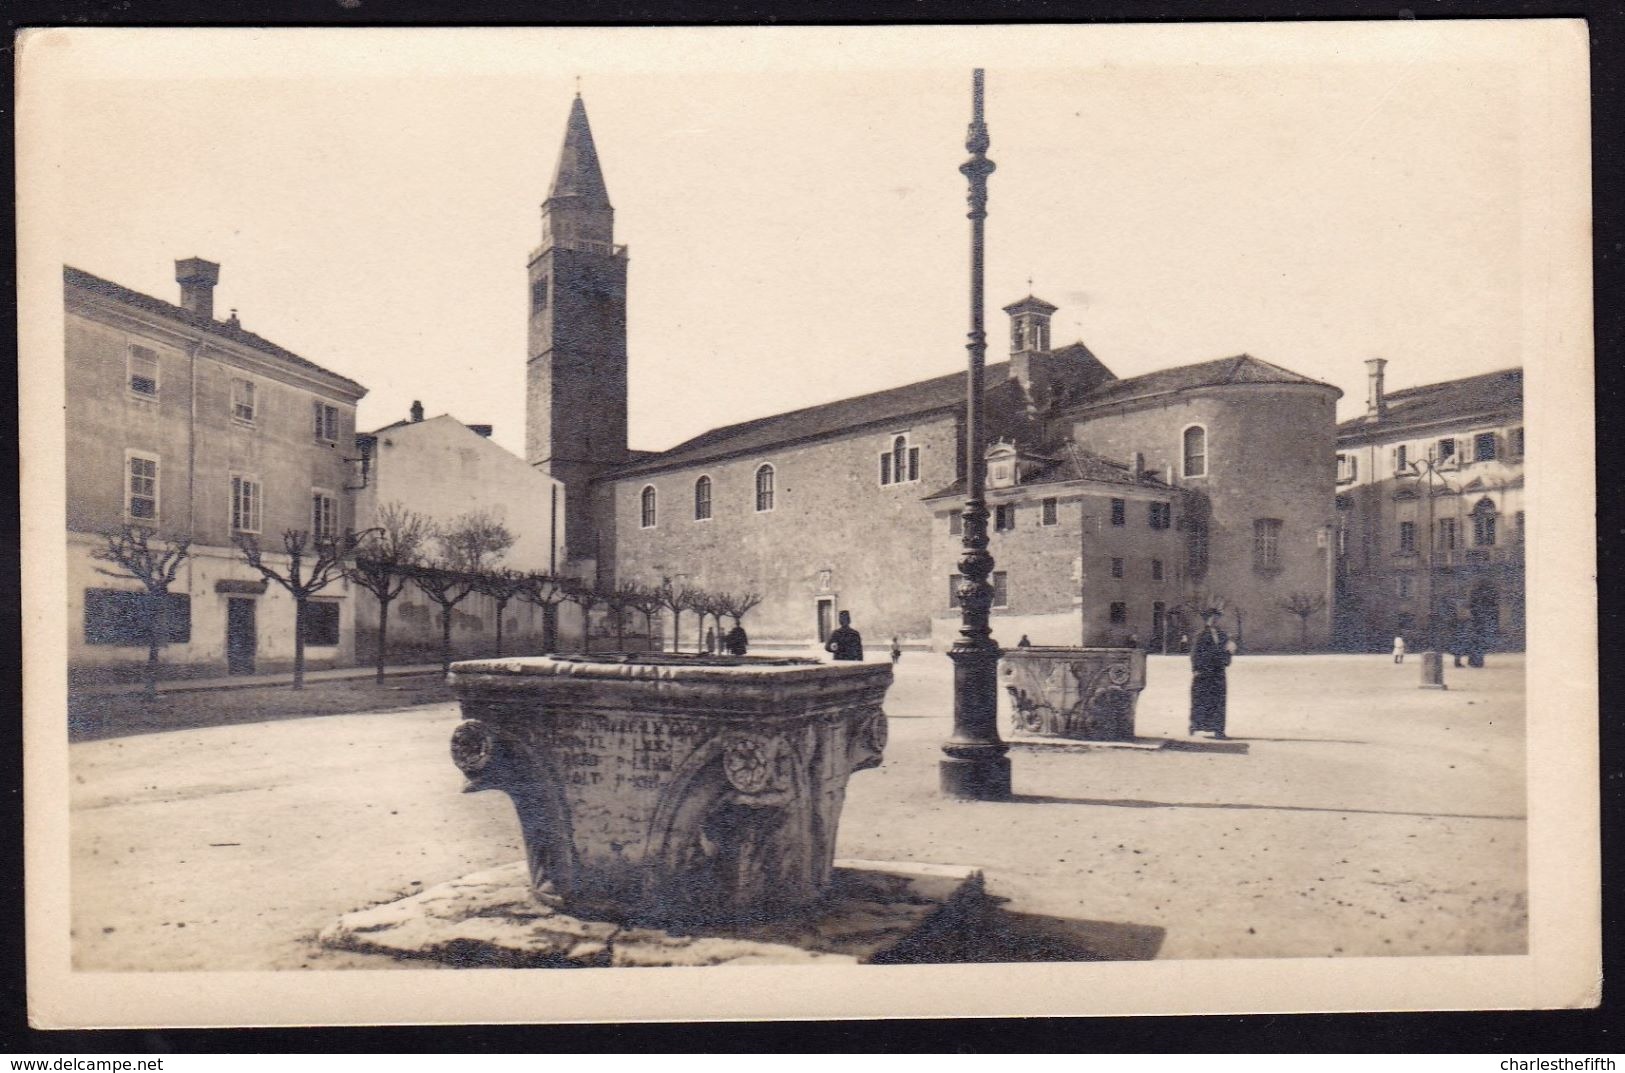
[18,22,1597,1027]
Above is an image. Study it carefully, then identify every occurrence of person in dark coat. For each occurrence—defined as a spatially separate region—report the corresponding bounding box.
[825,610,864,661]
[724,624,748,656]
[1189,607,1234,738]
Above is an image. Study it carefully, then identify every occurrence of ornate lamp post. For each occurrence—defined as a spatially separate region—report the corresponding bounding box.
[1409,447,1456,689]
[940,69,1012,800]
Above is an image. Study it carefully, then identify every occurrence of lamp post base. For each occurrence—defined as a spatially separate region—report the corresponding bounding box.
[939,752,1012,800]
[1419,650,1447,690]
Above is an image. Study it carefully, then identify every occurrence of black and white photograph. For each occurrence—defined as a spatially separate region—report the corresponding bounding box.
[17,22,1597,1027]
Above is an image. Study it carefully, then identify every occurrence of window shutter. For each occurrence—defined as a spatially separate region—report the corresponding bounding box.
[908,447,919,482]
[880,454,891,486]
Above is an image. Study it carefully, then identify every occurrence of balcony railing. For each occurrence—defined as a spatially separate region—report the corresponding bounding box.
[1435,545,1523,568]
[529,240,629,261]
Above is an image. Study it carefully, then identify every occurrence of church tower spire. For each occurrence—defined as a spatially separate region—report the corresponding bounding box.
[526,95,630,563]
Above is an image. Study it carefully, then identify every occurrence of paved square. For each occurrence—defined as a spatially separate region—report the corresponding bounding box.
[67,652,1525,969]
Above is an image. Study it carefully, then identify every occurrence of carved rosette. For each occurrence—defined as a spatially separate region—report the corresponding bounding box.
[450,719,496,775]
[847,707,889,772]
[721,733,791,799]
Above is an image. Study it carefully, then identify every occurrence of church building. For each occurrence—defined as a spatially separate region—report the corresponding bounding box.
[527,95,1343,653]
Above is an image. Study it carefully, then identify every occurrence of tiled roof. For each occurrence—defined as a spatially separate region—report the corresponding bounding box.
[605,363,1026,478]
[1338,367,1522,437]
[924,440,1176,500]
[64,265,367,396]
[1075,354,1337,410]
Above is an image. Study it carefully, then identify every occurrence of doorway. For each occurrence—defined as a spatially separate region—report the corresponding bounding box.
[226,597,257,675]
[815,597,835,644]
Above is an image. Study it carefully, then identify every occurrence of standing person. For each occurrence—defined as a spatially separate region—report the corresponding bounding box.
[890,636,902,665]
[704,626,717,656]
[824,610,864,661]
[724,623,748,656]
[1392,634,1406,664]
[1189,607,1235,739]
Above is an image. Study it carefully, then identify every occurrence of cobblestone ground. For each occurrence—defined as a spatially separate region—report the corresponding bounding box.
[66,652,1525,970]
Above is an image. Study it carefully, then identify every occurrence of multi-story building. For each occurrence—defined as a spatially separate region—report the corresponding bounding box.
[1333,360,1525,651]
[65,260,368,680]
[352,405,582,662]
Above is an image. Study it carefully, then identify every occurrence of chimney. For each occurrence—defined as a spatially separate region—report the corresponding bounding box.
[1129,451,1145,478]
[175,258,220,320]
[1365,358,1388,420]
[410,400,424,423]
[467,424,494,438]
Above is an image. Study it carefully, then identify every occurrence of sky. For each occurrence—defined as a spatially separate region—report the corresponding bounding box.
[27,25,1545,460]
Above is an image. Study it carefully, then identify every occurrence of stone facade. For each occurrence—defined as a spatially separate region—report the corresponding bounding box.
[65,262,367,680]
[927,468,1188,650]
[1062,383,1341,652]
[526,96,630,561]
[609,412,962,647]
[1334,363,1525,651]
[352,412,586,664]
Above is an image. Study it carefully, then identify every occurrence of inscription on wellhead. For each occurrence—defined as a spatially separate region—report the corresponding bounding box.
[544,714,698,791]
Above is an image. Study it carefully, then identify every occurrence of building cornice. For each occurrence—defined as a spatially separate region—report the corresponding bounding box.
[1058,379,1339,423]
[1336,408,1522,447]
[67,284,367,403]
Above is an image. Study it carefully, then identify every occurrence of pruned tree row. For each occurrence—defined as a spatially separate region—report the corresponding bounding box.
[94,506,769,694]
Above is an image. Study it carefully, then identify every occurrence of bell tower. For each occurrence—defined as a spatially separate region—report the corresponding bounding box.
[527,94,630,561]
[1003,294,1056,394]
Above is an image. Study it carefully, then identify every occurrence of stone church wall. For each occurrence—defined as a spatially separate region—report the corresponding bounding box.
[605,412,962,647]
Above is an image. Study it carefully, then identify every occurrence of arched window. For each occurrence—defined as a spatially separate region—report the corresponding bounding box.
[694,476,712,521]
[1471,497,1497,547]
[640,485,657,529]
[755,464,775,513]
[879,433,921,486]
[1182,425,1207,478]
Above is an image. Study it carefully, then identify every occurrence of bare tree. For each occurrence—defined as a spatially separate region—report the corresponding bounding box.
[563,578,609,654]
[629,584,664,650]
[519,572,570,652]
[413,511,518,672]
[346,503,430,683]
[1279,591,1328,652]
[437,509,516,575]
[91,525,192,700]
[720,590,763,627]
[411,562,477,674]
[655,578,700,654]
[236,530,356,689]
[605,580,647,653]
[681,588,714,654]
[475,568,531,658]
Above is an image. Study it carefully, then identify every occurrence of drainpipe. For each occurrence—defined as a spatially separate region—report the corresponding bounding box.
[187,339,202,623]
[550,484,558,575]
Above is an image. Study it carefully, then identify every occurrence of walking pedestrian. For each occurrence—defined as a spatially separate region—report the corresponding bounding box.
[1392,634,1406,664]
[1189,607,1235,739]
[890,636,902,665]
[824,610,864,662]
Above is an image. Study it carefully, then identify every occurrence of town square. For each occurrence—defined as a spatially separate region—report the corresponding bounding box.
[20,23,1595,1025]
